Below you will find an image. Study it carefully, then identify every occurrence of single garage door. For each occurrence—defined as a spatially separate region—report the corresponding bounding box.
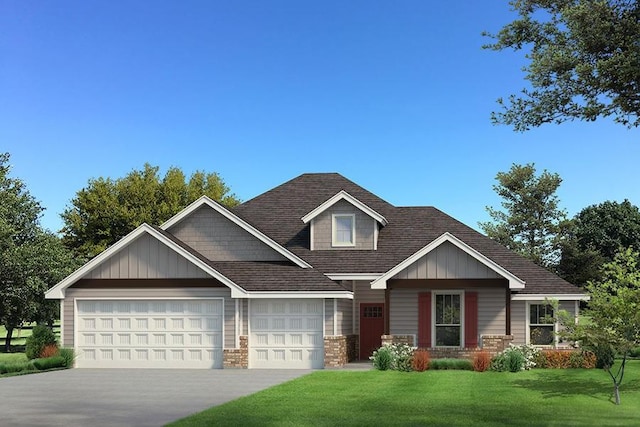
[250,299,324,369]
[75,299,223,368]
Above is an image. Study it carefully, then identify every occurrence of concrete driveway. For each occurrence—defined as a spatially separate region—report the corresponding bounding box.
[0,369,311,427]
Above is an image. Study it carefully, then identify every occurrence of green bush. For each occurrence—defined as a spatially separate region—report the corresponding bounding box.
[429,358,473,371]
[0,361,36,374]
[491,344,539,372]
[508,351,525,372]
[629,346,640,358]
[372,346,393,370]
[33,356,66,370]
[59,347,75,368]
[25,325,57,360]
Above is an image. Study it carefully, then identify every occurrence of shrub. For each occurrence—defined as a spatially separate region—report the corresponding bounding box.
[581,351,597,369]
[429,358,473,371]
[533,350,547,368]
[0,361,36,374]
[473,351,491,372]
[629,346,640,358]
[25,325,57,360]
[539,350,596,369]
[59,347,75,368]
[40,343,59,358]
[411,349,430,372]
[33,356,66,371]
[491,344,539,372]
[371,346,393,370]
[508,351,525,372]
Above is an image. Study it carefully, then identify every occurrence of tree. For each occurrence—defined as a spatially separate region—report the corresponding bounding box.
[560,247,640,405]
[558,200,640,285]
[61,163,241,259]
[484,0,640,130]
[0,153,78,351]
[479,163,567,268]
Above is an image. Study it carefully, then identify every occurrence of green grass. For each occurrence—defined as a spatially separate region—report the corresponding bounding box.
[0,353,27,364]
[169,362,640,427]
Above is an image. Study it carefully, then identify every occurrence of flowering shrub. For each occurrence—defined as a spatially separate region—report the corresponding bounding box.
[370,343,417,371]
[491,344,540,372]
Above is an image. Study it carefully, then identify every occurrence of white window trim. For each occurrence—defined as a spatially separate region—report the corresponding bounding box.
[332,214,356,247]
[526,301,558,348]
[432,290,465,348]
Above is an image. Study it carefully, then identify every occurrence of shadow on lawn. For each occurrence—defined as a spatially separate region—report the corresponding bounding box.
[512,370,640,404]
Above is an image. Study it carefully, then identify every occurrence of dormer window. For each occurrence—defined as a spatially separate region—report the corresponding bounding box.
[332,214,355,247]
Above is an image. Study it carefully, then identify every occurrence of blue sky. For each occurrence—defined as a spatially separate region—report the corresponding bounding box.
[2,1,638,233]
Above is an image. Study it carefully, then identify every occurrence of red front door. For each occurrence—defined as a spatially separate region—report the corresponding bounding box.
[360,303,385,360]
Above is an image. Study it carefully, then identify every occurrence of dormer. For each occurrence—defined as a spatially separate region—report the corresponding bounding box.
[301,190,388,250]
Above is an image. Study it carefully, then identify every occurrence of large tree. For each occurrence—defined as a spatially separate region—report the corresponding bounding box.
[480,163,567,267]
[0,153,78,351]
[558,200,640,285]
[560,247,640,405]
[61,163,241,259]
[484,0,640,130]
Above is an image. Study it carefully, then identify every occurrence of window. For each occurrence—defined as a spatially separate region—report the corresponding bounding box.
[332,214,355,247]
[529,304,555,346]
[435,293,461,346]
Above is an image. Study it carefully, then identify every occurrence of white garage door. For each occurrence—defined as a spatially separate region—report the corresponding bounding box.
[250,299,324,369]
[75,299,223,369]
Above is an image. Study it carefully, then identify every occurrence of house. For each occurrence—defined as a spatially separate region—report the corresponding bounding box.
[45,173,588,369]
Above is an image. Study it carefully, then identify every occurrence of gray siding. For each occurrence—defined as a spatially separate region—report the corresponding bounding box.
[392,241,502,280]
[389,288,506,342]
[324,299,334,335]
[88,234,209,279]
[337,298,353,336]
[313,200,376,250]
[353,280,385,334]
[511,299,578,346]
[63,287,234,348]
[168,206,287,262]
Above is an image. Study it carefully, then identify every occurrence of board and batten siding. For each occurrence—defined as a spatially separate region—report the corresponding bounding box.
[353,280,385,335]
[392,241,503,280]
[389,287,506,339]
[63,287,235,348]
[168,206,287,262]
[312,200,376,250]
[87,234,210,279]
[511,300,577,345]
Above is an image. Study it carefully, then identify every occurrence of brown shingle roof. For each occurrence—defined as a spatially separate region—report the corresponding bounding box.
[233,173,582,295]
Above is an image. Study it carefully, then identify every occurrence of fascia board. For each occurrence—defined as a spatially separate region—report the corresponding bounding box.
[243,291,354,299]
[325,273,382,281]
[161,196,312,269]
[301,190,388,226]
[511,294,590,301]
[371,232,526,290]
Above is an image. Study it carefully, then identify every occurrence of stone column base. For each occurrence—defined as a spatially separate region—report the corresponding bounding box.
[223,335,248,368]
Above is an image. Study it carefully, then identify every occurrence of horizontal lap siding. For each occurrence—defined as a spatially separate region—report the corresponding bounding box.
[324,299,333,334]
[337,298,353,336]
[511,301,526,345]
[168,206,286,262]
[64,287,234,348]
[390,287,506,340]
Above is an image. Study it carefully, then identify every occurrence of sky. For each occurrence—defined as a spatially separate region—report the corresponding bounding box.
[2,1,639,234]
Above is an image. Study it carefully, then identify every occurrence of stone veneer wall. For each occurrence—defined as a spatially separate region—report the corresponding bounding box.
[346,335,358,362]
[223,336,248,368]
[380,334,514,359]
[324,336,348,367]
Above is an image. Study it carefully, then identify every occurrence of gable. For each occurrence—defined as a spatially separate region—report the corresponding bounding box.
[87,233,210,279]
[391,240,503,280]
[167,205,288,262]
[311,199,377,250]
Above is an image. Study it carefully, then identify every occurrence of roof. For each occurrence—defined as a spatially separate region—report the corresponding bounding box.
[233,173,584,295]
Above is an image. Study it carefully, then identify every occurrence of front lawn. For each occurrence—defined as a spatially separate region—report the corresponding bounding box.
[169,361,640,427]
[0,353,27,364]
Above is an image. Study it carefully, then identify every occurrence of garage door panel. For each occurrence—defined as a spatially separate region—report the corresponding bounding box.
[250,299,324,369]
[76,299,223,369]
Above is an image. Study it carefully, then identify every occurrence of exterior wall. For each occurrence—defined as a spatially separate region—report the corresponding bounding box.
[168,206,287,262]
[324,336,348,367]
[63,285,234,348]
[392,241,502,280]
[511,299,577,346]
[223,335,248,368]
[87,234,210,279]
[337,298,353,335]
[353,280,385,334]
[324,299,334,334]
[388,287,506,340]
[312,200,376,250]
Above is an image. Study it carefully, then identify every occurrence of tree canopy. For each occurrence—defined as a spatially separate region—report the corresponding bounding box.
[560,247,640,404]
[0,153,78,351]
[61,163,241,259]
[479,163,567,268]
[485,0,640,130]
[558,199,640,285]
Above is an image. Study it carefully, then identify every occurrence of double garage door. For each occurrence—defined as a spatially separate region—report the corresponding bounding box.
[75,299,223,369]
[74,298,325,369]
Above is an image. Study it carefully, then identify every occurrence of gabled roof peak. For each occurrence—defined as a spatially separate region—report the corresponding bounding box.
[301,190,388,226]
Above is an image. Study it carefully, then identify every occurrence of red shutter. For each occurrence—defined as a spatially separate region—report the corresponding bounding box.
[465,292,478,348]
[418,292,431,348]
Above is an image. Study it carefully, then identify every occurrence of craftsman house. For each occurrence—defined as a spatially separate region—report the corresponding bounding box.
[45,173,587,369]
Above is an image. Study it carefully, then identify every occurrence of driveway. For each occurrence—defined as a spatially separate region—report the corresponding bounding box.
[0,369,311,427]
